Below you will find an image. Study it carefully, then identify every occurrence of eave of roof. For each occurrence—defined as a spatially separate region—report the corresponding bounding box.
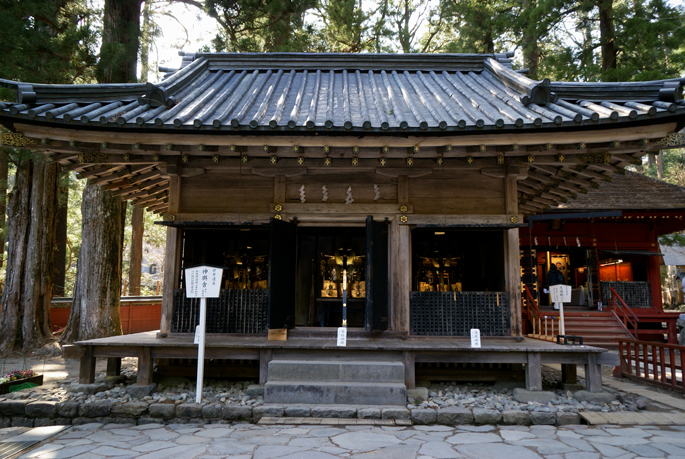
[0,52,683,135]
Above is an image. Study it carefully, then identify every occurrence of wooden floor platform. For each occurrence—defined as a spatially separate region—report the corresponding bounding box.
[63,330,618,394]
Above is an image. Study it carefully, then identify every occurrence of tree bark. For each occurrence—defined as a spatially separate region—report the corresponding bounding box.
[0,154,59,353]
[61,181,124,343]
[657,150,664,180]
[98,0,144,83]
[521,0,539,79]
[598,0,617,76]
[128,204,144,296]
[0,152,8,270]
[53,174,68,297]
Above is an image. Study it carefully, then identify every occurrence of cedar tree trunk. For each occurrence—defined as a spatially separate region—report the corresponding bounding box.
[0,155,59,353]
[53,175,68,297]
[98,0,144,84]
[128,204,144,295]
[61,181,124,342]
[598,0,617,75]
[0,151,8,270]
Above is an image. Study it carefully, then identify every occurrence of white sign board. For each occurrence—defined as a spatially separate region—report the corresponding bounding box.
[549,284,572,304]
[337,327,347,347]
[470,329,481,348]
[186,266,222,298]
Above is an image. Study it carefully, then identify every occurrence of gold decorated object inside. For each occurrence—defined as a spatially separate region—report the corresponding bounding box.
[1,133,38,147]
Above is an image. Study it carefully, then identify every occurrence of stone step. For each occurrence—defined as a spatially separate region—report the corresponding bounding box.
[267,360,405,383]
[264,381,407,405]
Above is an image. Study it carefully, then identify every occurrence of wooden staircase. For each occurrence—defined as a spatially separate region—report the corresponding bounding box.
[559,311,633,349]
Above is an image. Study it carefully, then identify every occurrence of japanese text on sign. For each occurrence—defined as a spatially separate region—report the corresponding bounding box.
[186,266,222,298]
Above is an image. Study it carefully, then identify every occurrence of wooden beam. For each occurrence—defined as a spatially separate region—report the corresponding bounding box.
[160,172,181,335]
[16,122,676,149]
[390,218,411,333]
[504,162,522,337]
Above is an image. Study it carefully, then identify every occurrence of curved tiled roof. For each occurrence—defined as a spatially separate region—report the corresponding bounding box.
[0,52,683,134]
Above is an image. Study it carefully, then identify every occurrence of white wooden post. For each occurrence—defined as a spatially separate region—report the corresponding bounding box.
[550,285,572,338]
[185,265,223,404]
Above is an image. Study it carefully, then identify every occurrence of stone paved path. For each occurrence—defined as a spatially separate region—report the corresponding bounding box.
[9,422,685,459]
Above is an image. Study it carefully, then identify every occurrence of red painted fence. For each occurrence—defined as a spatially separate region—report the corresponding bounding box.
[50,296,162,334]
[617,338,685,393]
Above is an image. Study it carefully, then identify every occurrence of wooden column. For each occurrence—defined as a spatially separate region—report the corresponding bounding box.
[160,171,181,334]
[137,347,154,386]
[79,346,96,384]
[274,175,286,203]
[525,352,542,391]
[584,353,603,392]
[504,163,522,336]
[389,218,411,332]
[561,364,578,384]
[106,357,122,376]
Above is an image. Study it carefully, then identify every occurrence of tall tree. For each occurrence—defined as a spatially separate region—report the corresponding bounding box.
[61,183,124,341]
[62,0,142,343]
[207,0,316,52]
[0,153,60,353]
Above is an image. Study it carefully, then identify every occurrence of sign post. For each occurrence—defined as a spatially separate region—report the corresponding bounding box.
[185,265,223,404]
[337,269,348,347]
[549,284,572,336]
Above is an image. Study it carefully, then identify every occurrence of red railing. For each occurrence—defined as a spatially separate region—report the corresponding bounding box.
[618,338,685,393]
[522,285,559,341]
[608,287,640,339]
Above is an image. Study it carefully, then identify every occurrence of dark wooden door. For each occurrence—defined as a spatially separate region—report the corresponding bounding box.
[365,216,389,331]
[267,218,297,329]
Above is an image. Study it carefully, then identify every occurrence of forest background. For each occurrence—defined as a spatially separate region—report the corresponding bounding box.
[0,0,684,349]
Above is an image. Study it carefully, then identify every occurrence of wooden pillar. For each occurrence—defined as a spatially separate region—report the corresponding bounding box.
[137,347,154,386]
[525,352,542,391]
[504,162,522,336]
[648,237,663,311]
[160,172,181,334]
[389,218,411,332]
[584,353,603,392]
[106,357,122,376]
[561,363,577,384]
[79,346,96,384]
[128,204,144,296]
[259,349,273,385]
[402,351,415,389]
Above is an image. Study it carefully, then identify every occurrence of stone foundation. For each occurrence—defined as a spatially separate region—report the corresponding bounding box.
[0,399,581,427]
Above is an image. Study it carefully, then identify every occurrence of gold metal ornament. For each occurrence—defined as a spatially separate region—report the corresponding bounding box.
[263,145,269,152]
[544,143,554,150]
[379,158,387,166]
[352,157,359,166]
[556,154,565,162]
[241,155,248,163]
[100,142,108,149]
[0,133,37,147]
[444,145,452,153]
[323,145,330,154]
[512,144,520,151]
[41,138,49,145]
[382,146,389,154]
[479,145,486,152]
[270,156,278,164]
[123,153,130,162]
[413,145,420,154]
[527,155,534,163]
[293,145,299,153]
[229,145,236,152]
[297,157,305,165]
[69,141,76,147]
[133,143,141,150]
[182,154,189,163]
[400,215,408,223]
[198,144,205,151]
[497,155,505,164]
[152,154,160,162]
[466,156,473,164]
[212,155,219,163]
[437,157,443,165]
[400,205,408,213]
[577,142,586,149]
[510,216,519,223]
[274,214,283,220]
[274,204,283,212]
[324,157,331,166]
[165,144,173,150]
[352,146,359,154]
[406,158,414,166]
[610,140,621,148]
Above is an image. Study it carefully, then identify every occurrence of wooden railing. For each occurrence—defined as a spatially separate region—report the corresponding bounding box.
[522,285,560,341]
[608,287,640,339]
[617,338,685,393]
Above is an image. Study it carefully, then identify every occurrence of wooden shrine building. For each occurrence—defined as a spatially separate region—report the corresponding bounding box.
[520,171,685,347]
[1,52,684,400]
